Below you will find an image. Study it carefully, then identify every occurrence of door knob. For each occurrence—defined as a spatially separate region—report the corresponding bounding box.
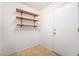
[53,32,56,34]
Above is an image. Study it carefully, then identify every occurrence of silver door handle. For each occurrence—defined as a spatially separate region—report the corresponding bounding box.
[53,32,56,34]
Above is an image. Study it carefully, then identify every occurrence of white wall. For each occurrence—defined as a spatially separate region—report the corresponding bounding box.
[39,4,55,51]
[2,2,40,55]
[54,3,79,56]
[0,3,2,55]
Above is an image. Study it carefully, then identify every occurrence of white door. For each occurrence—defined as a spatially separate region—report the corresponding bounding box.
[53,3,78,56]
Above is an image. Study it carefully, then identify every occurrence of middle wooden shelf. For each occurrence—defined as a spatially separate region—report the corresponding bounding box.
[16,16,38,21]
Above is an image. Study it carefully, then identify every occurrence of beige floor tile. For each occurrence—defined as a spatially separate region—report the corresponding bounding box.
[10,45,58,56]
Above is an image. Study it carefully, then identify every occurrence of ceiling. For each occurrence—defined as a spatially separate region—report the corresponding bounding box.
[21,2,52,11]
[20,2,68,11]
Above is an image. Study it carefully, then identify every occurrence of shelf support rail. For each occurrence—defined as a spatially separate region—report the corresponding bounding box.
[34,15,36,28]
[21,11,22,28]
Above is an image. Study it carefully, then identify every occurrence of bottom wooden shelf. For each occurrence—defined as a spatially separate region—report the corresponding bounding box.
[17,24,37,27]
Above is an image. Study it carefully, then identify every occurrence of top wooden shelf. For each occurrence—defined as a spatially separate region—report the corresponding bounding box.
[16,8,39,16]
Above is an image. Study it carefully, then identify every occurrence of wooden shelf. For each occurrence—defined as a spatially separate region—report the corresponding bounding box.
[16,8,39,28]
[16,16,38,21]
[16,8,39,16]
[17,24,37,27]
